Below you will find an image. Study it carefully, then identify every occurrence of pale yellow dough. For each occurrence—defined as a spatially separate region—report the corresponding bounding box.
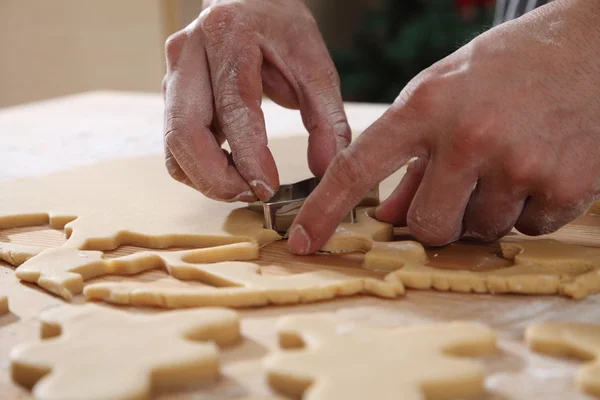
[526,322,600,397]
[16,242,259,300]
[365,239,600,299]
[0,295,8,315]
[10,304,240,400]
[320,208,393,253]
[264,315,496,400]
[0,156,280,250]
[0,242,43,265]
[84,261,404,308]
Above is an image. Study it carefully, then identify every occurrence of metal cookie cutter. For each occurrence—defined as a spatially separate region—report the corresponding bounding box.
[248,177,380,235]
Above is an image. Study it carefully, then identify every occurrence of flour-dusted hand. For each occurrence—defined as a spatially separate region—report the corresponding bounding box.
[163,0,350,202]
[289,0,600,254]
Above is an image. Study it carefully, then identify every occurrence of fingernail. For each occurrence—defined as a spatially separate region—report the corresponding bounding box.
[250,180,275,201]
[229,190,256,203]
[288,224,311,255]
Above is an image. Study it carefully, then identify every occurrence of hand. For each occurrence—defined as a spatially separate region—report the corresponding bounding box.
[162,0,350,202]
[289,0,600,254]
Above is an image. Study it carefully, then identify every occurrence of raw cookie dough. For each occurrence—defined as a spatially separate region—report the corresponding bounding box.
[10,304,240,400]
[369,239,600,299]
[84,261,405,308]
[526,322,600,397]
[0,156,280,250]
[320,208,393,253]
[0,242,43,265]
[264,315,496,400]
[16,242,258,300]
[0,295,8,315]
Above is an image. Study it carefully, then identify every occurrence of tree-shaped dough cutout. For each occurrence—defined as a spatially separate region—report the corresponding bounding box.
[265,315,496,400]
[10,304,240,400]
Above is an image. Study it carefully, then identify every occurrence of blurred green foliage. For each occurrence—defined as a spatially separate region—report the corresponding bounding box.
[331,0,494,103]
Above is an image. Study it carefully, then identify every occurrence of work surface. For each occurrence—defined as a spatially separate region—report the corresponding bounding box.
[1,92,599,400]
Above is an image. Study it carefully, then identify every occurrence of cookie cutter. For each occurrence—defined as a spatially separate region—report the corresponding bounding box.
[248,177,380,234]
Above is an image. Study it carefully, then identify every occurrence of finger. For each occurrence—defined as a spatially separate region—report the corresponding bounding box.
[406,156,478,246]
[164,28,254,202]
[515,196,593,236]
[288,106,426,254]
[203,15,279,201]
[261,59,300,110]
[291,29,352,177]
[164,145,194,189]
[462,177,526,241]
[375,157,428,226]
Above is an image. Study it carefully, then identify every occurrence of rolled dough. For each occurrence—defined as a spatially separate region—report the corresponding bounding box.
[365,239,600,299]
[526,322,600,397]
[10,304,240,400]
[84,261,405,308]
[15,242,258,300]
[264,315,496,400]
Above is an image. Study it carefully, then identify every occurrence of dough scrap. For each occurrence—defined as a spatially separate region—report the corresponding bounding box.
[10,304,240,400]
[0,242,43,266]
[526,322,600,397]
[0,155,280,252]
[319,208,393,254]
[84,261,405,308]
[363,240,428,271]
[0,295,8,315]
[264,315,496,400]
[16,242,258,300]
[370,239,600,299]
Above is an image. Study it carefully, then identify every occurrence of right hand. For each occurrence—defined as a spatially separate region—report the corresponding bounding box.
[162,0,351,202]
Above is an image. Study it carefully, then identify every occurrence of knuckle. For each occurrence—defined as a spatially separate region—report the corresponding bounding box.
[199,3,242,37]
[164,30,188,66]
[393,72,441,115]
[450,112,498,158]
[504,151,545,187]
[302,63,341,91]
[217,93,249,129]
[161,75,167,95]
[328,150,370,192]
[164,153,185,183]
[163,113,186,144]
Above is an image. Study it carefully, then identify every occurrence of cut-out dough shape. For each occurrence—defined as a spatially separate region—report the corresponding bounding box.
[526,322,600,397]
[368,239,600,299]
[319,208,393,254]
[0,242,43,266]
[16,242,258,300]
[10,304,240,400]
[264,315,496,400]
[85,260,405,308]
[0,295,8,315]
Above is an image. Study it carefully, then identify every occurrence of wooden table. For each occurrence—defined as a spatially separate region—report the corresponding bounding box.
[1,91,598,400]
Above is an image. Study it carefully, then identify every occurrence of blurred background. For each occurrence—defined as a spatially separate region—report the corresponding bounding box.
[0,0,494,108]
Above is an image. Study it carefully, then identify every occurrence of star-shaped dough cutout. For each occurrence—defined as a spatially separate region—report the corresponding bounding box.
[10,304,240,400]
[264,315,496,400]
